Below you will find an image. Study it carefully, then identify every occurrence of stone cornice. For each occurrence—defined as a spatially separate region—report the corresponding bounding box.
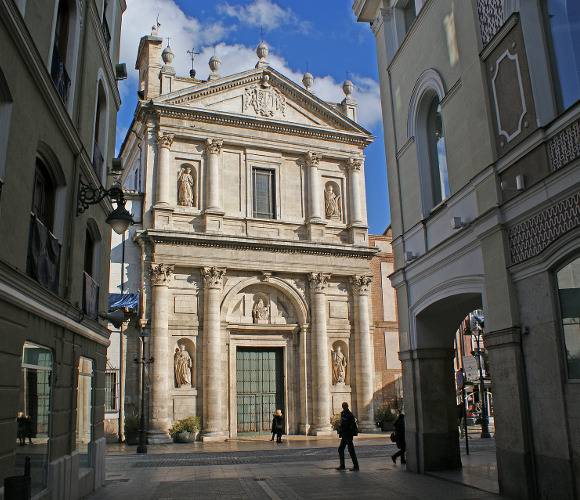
[143,103,372,147]
[137,230,378,260]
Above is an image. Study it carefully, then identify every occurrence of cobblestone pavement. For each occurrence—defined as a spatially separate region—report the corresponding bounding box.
[89,438,506,500]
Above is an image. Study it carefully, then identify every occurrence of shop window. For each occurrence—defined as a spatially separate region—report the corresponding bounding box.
[557,256,580,378]
[17,343,53,494]
[76,357,94,463]
[546,0,580,110]
[252,168,276,219]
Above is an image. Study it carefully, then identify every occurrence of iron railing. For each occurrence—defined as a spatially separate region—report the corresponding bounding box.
[27,214,61,293]
[82,271,100,319]
[92,142,104,177]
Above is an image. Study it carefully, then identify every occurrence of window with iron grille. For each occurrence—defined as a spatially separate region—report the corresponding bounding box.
[105,371,117,412]
[252,168,276,219]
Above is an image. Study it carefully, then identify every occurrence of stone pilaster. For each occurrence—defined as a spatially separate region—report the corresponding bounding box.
[203,139,224,232]
[346,157,363,225]
[305,152,326,241]
[298,325,310,435]
[309,272,332,435]
[156,133,174,206]
[201,266,227,441]
[148,263,174,443]
[351,274,376,431]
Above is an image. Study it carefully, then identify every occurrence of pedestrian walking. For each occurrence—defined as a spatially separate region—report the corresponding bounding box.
[17,412,26,446]
[25,415,33,444]
[271,409,284,443]
[336,402,359,471]
[391,411,406,464]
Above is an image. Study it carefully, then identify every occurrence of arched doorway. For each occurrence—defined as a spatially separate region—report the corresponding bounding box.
[221,277,308,438]
[404,289,484,472]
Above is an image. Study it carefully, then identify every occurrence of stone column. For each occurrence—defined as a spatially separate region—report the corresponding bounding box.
[156,133,174,205]
[148,263,174,443]
[305,152,323,222]
[201,266,227,441]
[298,325,309,435]
[351,275,375,431]
[204,139,224,213]
[346,157,363,225]
[309,272,332,435]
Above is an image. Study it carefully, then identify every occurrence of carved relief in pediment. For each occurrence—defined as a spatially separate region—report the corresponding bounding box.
[243,84,286,118]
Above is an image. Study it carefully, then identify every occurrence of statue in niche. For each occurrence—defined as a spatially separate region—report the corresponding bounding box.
[331,345,348,385]
[177,166,196,207]
[252,297,270,324]
[324,184,341,220]
[174,344,192,387]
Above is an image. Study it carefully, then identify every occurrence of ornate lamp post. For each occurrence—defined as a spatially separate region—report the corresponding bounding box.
[135,321,153,454]
[77,180,134,234]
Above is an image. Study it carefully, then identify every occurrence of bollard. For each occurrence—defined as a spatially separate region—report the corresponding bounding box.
[4,456,31,500]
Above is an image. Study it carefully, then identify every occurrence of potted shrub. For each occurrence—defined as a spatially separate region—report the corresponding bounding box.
[374,400,401,431]
[170,416,201,443]
[330,412,341,433]
[124,414,140,445]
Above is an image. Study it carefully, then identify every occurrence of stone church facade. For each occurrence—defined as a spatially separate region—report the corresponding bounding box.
[112,30,377,441]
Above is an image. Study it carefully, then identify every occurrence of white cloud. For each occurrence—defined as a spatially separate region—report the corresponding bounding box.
[217,0,310,33]
[118,0,382,130]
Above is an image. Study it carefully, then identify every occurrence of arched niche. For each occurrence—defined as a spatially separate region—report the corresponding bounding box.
[323,180,343,222]
[221,276,308,326]
[331,340,349,386]
[174,337,195,388]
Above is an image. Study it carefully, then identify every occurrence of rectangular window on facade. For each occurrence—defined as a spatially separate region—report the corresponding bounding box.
[76,357,94,464]
[252,168,275,219]
[105,371,117,412]
[18,343,53,494]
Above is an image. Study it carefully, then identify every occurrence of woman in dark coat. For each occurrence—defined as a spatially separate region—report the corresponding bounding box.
[17,412,26,446]
[271,409,284,443]
[392,412,406,464]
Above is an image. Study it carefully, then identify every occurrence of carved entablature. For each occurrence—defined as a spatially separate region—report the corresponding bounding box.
[204,138,223,155]
[304,151,322,168]
[308,272,331,293]
[243,84,286,118]
[202,266,226,289]
[351,275,373,295]
[346,157,363,172]
[150,263,175,286]
[157,133,175,149]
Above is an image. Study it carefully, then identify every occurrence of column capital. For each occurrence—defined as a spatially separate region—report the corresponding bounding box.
[205,138,224,155]
[308,272,331,293]
[150,263,174,286]
[157,133,175,149]
[202,266,226,289]
[304,151,322,168]
[345,157,363,172]
[351,274,373,295]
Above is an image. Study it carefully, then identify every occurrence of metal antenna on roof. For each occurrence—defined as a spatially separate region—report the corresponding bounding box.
[187,47,200,78]
[260,25,264,42]
[166,37,171,47]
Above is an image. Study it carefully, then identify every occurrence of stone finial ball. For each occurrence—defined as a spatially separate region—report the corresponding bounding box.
[343,80,354,97]
[209,55,221,72]
[256,41,269,60]
[162,46,174,65]
[302,72,314,89]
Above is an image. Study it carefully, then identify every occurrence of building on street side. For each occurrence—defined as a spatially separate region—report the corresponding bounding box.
[0,0,125,497]
[355,0,580,498]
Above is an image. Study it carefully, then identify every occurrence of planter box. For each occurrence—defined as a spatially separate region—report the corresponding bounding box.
[173,431,199,443]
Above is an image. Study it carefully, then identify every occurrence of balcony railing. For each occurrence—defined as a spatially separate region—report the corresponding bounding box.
[50,44,71,104]
[93,142,104,176]
[27,214,61,293]
[101,16,111,51]
[82,271,100,320]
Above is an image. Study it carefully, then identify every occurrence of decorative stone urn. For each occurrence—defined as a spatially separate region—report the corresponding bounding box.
[173,430,199,443]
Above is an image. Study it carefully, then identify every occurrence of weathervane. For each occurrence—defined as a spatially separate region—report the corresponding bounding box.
[152,14,161,35]
[187,47,200,78]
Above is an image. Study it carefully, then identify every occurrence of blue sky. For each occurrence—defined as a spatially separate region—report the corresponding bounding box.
[117,0,390,234]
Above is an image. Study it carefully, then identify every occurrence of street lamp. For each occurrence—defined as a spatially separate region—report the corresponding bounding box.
[77,179,134,234]
[470,314,492,439]
[135,323,153,454]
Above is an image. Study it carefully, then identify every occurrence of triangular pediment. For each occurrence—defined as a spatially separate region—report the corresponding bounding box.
[154,68,370,135]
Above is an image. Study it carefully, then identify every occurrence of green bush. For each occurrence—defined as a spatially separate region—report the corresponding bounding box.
[374,398,403,424]
[169,416,201,438]
[124,414,140,434]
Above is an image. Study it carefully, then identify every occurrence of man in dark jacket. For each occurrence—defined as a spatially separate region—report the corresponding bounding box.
[336,402,359,471]
[392,411,406,464]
